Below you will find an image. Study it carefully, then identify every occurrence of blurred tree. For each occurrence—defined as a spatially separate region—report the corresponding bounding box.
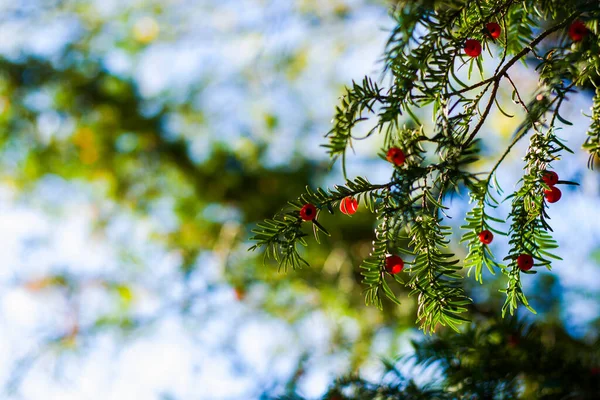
[0,0,420,397]
[0,0,598,399]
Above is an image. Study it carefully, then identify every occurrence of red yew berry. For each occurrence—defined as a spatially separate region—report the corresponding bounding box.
[464,39,482,57]
[386,147,405,166]
[569,20,588,42]
[486,22,501,39]
[234,287,245,301]
[542,170,559,186]
[517,254,534,271]
[299,203,317,221]
[339,196,358,215]
[544,186,562,203]
[385,255,404,275]
[478,230,494,245]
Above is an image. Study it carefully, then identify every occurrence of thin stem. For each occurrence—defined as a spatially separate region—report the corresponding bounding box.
[463,80,500,147]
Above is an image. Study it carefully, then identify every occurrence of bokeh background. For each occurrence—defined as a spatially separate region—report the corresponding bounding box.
[0,0,598,399]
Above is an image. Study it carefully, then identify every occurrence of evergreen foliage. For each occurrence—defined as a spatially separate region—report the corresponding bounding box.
[282,316,600,400]
[251,0,600,333]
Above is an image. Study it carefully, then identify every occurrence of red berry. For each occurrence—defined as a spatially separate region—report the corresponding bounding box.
[299,203,317,221]
[464,39,482,57]
[386,147,405,166]
[544,186,562,203]
[568,20,588,42]
[385,255,404,274]
[486,22,501,39]
[234,287,245,301]
[542,170,559,186]
[478,230,493,245]
[339,196,358,215]
[517,254,534,271]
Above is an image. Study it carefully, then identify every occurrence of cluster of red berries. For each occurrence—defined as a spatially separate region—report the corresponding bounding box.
[542,170,561,203]
[298,147,410,273]
[300,198,405,275]
[478,228,534,271]
[299,196,359,222]
[300,170,565,272]
[300,198,406,274]
[464,20,587,58]
[464,22,501,57]
[476,170,563,271]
